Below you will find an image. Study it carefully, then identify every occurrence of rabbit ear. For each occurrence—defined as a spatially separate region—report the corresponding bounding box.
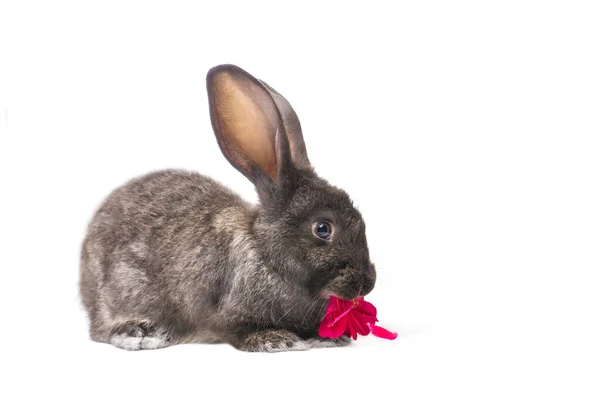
[259,81,311,170]
[206,65,310,186]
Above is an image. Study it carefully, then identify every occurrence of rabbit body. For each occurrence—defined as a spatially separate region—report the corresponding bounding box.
[81,170,333,351]
[80,65,375,352]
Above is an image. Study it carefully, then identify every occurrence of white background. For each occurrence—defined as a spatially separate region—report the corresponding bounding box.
[1,1,599,396]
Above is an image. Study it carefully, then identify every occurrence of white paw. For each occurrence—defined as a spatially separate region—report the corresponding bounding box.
[140,336,170,350]
[110,334,143,350]
[109,334,170,351]
[261,339,311,353]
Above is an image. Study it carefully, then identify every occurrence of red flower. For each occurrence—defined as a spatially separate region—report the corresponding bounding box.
[318,296,398,341]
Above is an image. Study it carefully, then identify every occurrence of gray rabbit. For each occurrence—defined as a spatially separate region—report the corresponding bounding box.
[79,65,376,352]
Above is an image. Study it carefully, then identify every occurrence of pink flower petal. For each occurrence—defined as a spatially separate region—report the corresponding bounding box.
[352,311,378,327]
[356,297,378,317]
[318,313,348,339]
[369,324,398,340]
[319,296,397,341]
[346,316,358,340]
[327,305,354,327]
[348,312,372,336]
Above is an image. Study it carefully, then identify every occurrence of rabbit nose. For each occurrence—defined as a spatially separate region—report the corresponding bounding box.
[359,278,375,296]
[359,262,376,296]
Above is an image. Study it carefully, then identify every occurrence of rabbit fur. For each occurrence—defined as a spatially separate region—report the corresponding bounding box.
[79,65,376,352]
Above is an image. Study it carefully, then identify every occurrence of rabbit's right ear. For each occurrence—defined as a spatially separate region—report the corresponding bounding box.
[206,65,310,187]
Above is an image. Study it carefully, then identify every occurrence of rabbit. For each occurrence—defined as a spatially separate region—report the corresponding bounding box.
[79,64,376,352]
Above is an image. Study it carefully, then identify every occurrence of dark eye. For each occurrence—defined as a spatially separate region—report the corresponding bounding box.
[312,221,333,240]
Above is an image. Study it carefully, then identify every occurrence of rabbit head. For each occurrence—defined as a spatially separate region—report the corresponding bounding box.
[207,65,375,301]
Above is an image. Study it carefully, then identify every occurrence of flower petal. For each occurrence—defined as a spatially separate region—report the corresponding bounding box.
[328,305,354,327]
[346,316,358,340]
[349,312,372,336]
[369,324,398,340]
[330,316,348,337]
[352,311,378,329]
[319,313,348,339]
[356,298,377,318]
[324,296,344,316]
[319,296,396,341]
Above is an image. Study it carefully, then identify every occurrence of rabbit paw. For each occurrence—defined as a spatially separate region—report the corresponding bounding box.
[236,330,310,353]
[108,320,172,351]
[307,335,352,348]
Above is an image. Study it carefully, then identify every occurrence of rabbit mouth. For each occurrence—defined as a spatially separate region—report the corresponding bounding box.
[319,274,375,301]
[317,288,357,301]
[318,289,335,300]
[319,286,362,301]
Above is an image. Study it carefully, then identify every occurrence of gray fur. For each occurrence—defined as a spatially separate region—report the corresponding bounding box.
[79,65,375,352]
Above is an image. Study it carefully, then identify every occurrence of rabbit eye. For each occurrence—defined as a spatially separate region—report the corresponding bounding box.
[312,222,333,240]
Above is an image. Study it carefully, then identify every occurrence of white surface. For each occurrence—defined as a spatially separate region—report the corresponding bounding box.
[1,1,599,397]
